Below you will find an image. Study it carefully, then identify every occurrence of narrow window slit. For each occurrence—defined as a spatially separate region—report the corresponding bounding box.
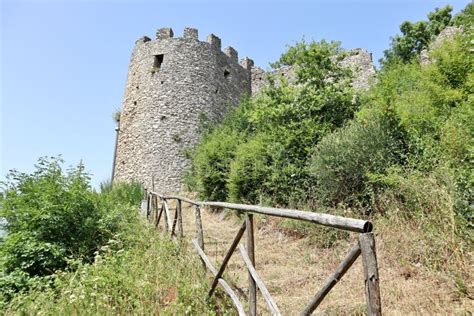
[153,54,164,73]
[224,69,230,79]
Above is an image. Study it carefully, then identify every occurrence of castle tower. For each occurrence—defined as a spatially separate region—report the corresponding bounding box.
[113,27,253,193]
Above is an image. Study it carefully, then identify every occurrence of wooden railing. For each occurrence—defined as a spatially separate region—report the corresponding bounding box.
[144,189,381,316]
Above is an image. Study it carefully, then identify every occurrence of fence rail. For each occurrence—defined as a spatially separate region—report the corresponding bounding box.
[144,189,381,316]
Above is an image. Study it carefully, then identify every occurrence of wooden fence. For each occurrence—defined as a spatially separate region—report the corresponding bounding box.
[144,189,381,316]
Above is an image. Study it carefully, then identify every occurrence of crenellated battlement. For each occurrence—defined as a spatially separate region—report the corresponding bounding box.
[136,27,253,71]
[116,25,375,193]
[207,33,221,50]
[156,27,174,39]
[116,26,254,192]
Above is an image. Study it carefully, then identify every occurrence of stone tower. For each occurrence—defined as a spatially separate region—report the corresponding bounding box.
[113,27,253,193]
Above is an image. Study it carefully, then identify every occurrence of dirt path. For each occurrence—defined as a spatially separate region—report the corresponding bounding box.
[158,201,472,315]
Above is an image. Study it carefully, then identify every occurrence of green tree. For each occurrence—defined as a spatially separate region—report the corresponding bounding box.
[188,39,358,204]
[382,5,453,65]
[0,157,143,301]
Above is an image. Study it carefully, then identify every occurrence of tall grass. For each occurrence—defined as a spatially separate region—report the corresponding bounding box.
[3,220,219,315]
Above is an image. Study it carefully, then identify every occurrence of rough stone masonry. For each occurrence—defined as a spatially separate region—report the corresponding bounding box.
[113,27,376,194]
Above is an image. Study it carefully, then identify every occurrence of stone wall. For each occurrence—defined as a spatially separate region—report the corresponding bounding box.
[251,48,376,94]
[114,27,252,193]
[420,26,463,65]
[114,27,377,194]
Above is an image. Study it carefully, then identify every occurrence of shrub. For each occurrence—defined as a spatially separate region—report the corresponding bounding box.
[374,167,470,271]
[309,113,407,209]
[0,157,144,304]
[188,39,359,205]
[227,134,272,204]
[189,128,240,201]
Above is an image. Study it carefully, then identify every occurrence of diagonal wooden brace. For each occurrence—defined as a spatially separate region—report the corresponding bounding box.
[301,242,361,315]
[239,244,281,315]
[208,220,247,298]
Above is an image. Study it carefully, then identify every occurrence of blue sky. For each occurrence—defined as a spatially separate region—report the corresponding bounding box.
[1,0,470,188]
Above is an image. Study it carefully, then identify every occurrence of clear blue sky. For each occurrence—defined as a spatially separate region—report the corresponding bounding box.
[1,0,470,188]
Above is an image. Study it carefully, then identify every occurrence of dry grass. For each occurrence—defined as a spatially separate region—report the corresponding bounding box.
[160,200,473,315]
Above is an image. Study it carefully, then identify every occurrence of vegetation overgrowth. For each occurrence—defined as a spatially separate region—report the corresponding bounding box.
[0,158,218,314]
[186,2,473,292]
[0,3,472,313]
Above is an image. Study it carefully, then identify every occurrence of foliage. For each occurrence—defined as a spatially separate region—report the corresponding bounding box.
[0,157,143,305]
[187,39,359,205]
[381,5,454,65]
[3,223,219,315]
[367,31,472,217]
[190,127,240,201]
[227,133,272,203]
[309,113,407,210]
[453,2,474,28]
[374,166,471,272]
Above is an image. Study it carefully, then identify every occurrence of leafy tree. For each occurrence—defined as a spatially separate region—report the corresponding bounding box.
[0,157,143,301]
[453,2,474,27]
[188,39,359,204]
[382,5,453,65]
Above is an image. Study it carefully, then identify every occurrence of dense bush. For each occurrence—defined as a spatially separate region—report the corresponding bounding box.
[227,133,272,203]
[0,157,143,305]
[190,127,240,201]
[309,113,407,209]
[187,40,359,205]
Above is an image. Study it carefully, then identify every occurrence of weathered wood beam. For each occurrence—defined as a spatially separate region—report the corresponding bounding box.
[238,244,281,316]
[192,239,246,316]
[208,220,247,297]
[163,200,173,232]
[300,242,361,315]
[155,203,164,229]
[194,205,204,251]
[246,214,257,316]
[177,199,184,237]
[171,204,179,237]
[359,233,381,316]
[157,195,371,233]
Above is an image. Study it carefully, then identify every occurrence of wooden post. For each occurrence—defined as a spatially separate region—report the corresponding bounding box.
[155,203,164,229]
[171,205,179,237]
[146,194,151,219]
[359,233,382,316]
[150,194,155,223]
[194,205,205,268]
[246,214,257,316]
[177,199,184,238]
[163,200,173,232]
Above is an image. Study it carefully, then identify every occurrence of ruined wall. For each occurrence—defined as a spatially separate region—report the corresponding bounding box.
[251,48,376,93]
[420,26,463,65]
[114,27,377,193]
[114,27,252,193]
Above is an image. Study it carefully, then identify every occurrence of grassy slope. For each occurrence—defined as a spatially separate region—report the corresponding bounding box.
[3,218,222,315]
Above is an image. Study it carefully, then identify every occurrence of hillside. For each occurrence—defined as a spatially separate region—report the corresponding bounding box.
[1,3,472,315]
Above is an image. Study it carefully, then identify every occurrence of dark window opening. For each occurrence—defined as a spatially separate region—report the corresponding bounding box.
[224,69,230,79]
[153,54,164,73]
